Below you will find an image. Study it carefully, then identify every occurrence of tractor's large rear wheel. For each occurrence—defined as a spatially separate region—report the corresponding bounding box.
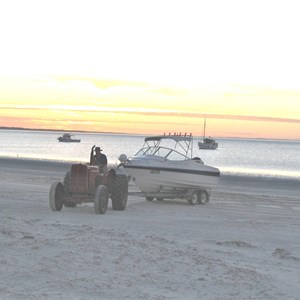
[49,182,64,211]
[111,175,128,210]
[94,185,108,214]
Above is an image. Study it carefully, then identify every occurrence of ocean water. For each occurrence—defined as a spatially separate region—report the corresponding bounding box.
[0,129,300,180]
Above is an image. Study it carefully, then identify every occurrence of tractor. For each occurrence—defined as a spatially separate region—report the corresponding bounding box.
[49,163,128,214]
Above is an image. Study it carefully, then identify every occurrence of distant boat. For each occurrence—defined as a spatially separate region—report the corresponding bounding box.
[58,133,81,143]
[198,118,218,150]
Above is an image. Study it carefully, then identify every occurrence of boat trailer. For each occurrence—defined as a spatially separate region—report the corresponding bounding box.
[129,187,211,205]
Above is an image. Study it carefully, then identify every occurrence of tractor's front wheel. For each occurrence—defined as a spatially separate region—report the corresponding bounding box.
[111,175,128,210]
[94,185,108,214]
[49,182,64,211]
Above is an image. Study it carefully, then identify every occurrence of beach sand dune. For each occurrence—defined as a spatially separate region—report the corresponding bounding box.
[0,158,299,299]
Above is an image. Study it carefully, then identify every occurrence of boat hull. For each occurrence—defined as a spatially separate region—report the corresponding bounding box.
[123,158,220,193]
[198,142,218,150]
[58,138,81,143]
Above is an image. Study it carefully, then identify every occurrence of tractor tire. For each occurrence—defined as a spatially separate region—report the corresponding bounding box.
[111,175,128,210]
[63,171,77,207]
[63,171,71,194]
[49,182,64,211]
[94,185,108,214]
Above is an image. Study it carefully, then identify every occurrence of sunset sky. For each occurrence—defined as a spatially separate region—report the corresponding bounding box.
[0,0,299,139]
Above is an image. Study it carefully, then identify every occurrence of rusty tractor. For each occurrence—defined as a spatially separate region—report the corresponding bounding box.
[49,163,128,214]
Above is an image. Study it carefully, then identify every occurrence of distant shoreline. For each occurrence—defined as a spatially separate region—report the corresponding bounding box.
[0,126,299,142]
[0,126,127,135]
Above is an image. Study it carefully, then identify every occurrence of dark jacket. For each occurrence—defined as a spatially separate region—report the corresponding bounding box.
[90,148,107,166]
[91,153,107,166]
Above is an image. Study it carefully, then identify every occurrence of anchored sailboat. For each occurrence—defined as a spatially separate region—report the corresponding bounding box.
[198,118,218,150]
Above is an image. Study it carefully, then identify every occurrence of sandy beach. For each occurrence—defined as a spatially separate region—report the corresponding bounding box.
[0,157,299,299]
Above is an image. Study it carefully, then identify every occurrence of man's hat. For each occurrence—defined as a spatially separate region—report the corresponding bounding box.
[95,147,103,152]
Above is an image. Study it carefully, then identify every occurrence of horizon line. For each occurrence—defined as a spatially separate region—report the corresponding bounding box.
[0,126,299,142]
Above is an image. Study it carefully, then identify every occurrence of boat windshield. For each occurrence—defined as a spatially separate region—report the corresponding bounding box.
[135,146,189,160]
[134,133,194,160]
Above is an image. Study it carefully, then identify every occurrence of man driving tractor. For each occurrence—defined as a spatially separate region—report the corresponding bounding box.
[90,145,108,174]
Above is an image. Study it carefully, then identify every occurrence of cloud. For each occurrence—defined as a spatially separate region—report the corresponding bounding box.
[57,76,149,89]
[0,104,300,124]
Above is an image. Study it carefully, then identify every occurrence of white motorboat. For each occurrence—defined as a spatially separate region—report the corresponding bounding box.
[119,133,220,204]
[198,118,218,150]
[58,133,81,143]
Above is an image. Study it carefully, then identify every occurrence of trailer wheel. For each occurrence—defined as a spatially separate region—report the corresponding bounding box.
[49,182,64,211]
[188,191,199,205]
[198,190,209,205]
[111,175,128,210]
[156,197,164,201]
